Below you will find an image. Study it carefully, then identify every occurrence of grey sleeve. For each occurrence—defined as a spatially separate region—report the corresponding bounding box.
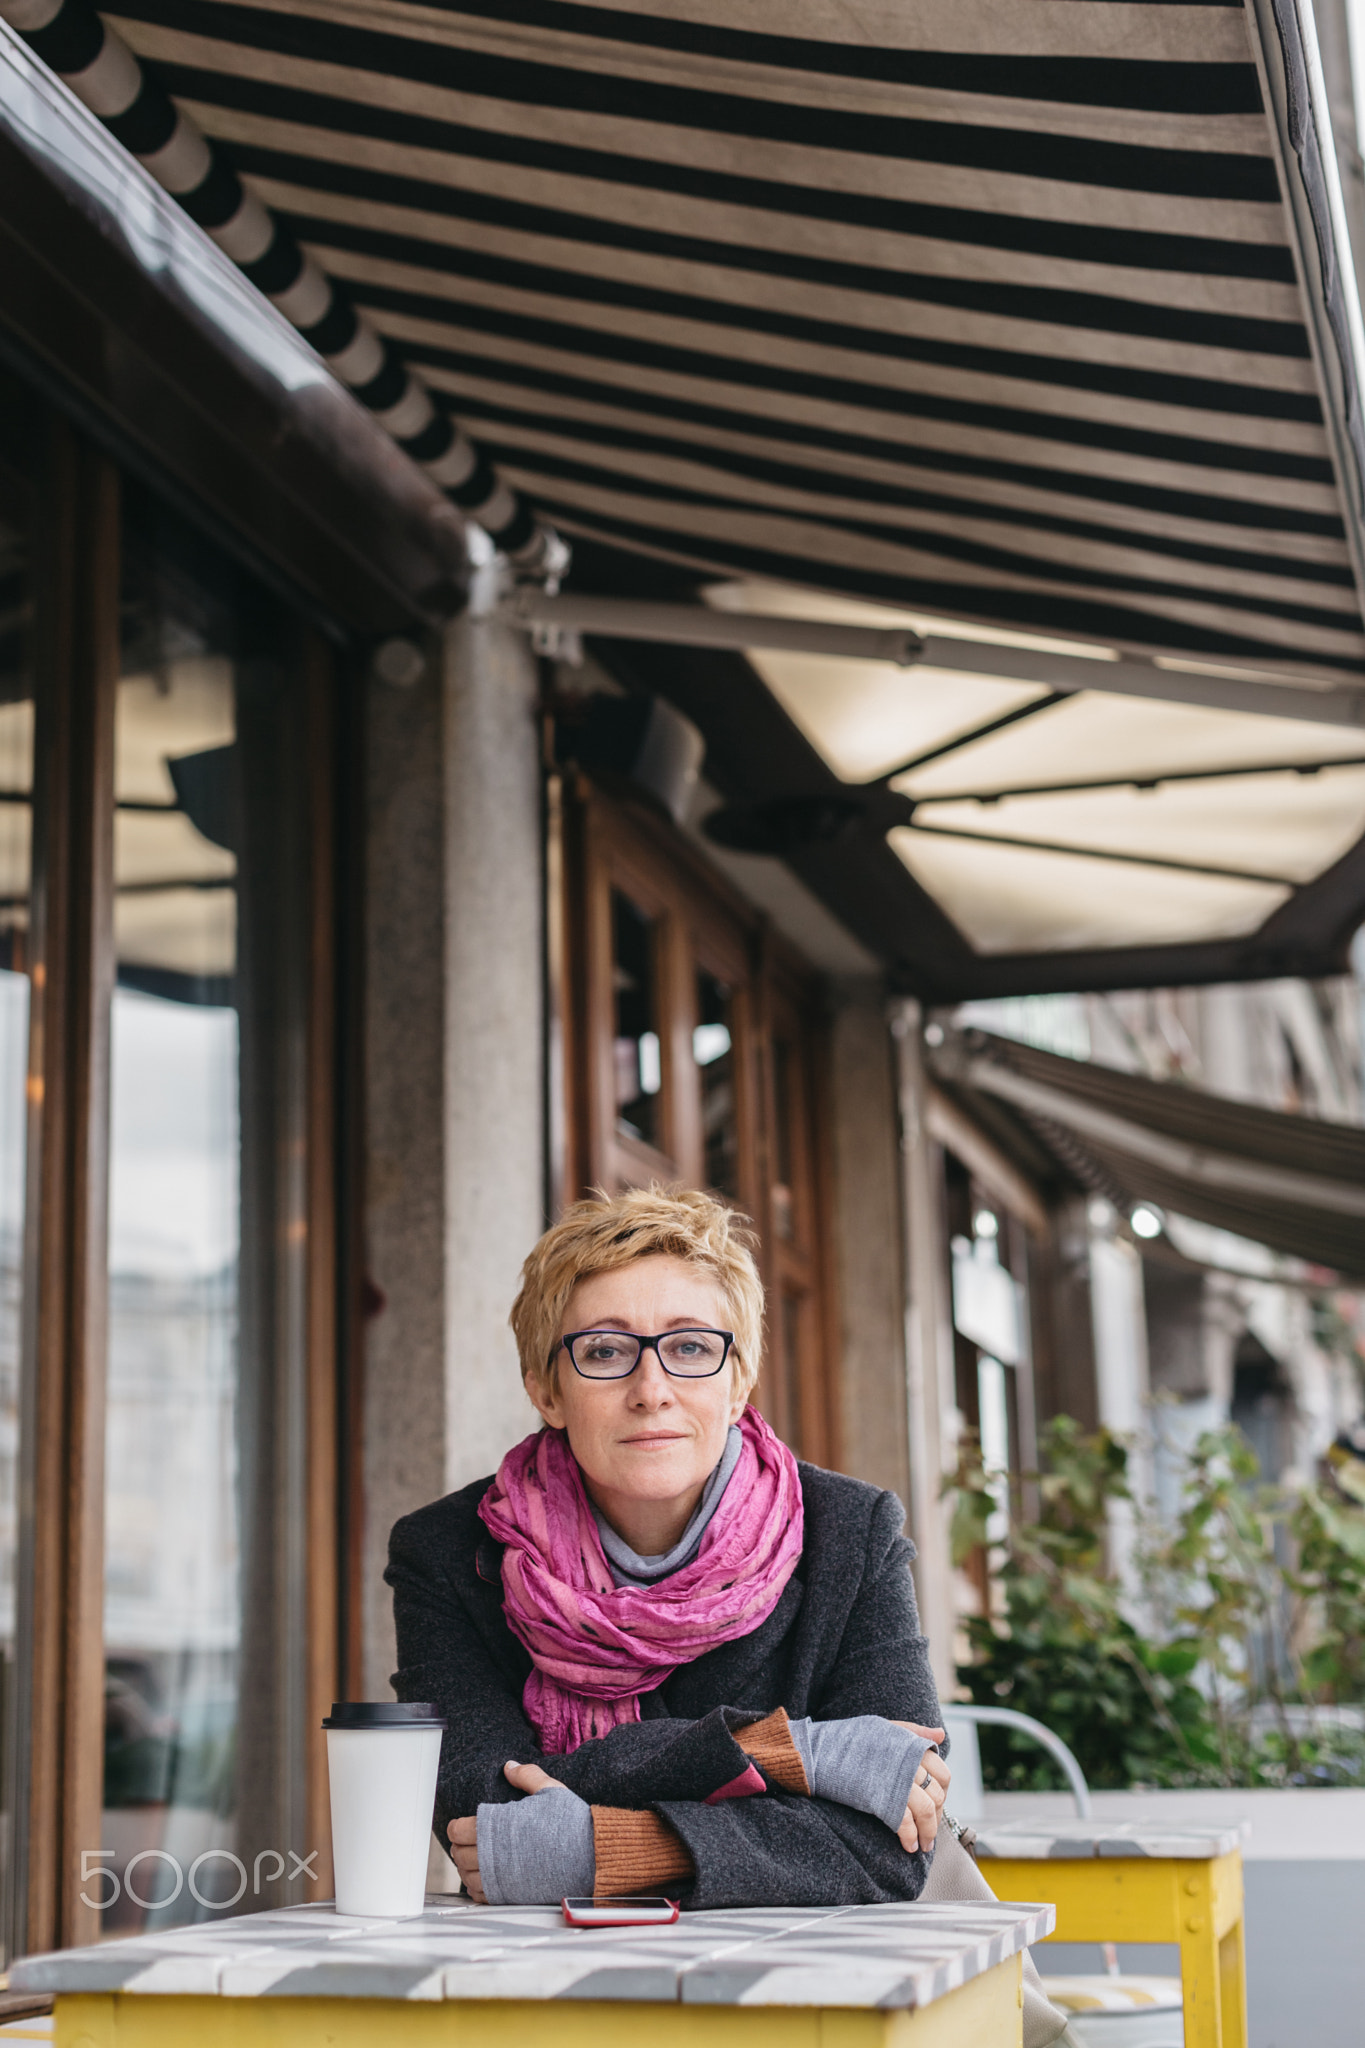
[476,1786,597,1906]
[787,1716,931,1833]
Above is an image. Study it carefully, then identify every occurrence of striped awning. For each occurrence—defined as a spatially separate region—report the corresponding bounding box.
[931,1026,1365,1278]
[9,0,1365,990]
[40,0,1365,681]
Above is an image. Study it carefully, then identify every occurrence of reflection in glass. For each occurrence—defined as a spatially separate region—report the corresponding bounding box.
[0,473,32,1958]
[693,970,737,1197]
[102,488,314,1933]
[103,532,241,1933]
[779,1288,805,1454]
[771,1037,796,1241]
[611,890,661,1148]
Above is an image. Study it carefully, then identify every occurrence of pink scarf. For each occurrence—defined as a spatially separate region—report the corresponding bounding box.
[478,1406,804,1754]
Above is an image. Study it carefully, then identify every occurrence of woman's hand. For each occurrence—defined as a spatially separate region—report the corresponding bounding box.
[447,1813,485,1902]
[891,1723,950,1853]
[447,1760,563,1902]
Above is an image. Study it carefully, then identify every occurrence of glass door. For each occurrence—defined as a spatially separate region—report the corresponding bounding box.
[102,511,243,1929]
[0,364,340,1957]
[99,482,326,1931]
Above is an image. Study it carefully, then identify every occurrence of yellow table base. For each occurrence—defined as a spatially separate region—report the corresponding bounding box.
[52,1963,1025,2048]
[983,1851,1246,2048]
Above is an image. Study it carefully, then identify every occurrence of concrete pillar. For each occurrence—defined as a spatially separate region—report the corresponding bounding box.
[1196,983,1257,1103]
[827,981,910,1506]
[362,642,449,1699]
[1088,1222,1153,1611]
[890,999,958,1701]
[361,564,544,1697]
[441,564,544,1496]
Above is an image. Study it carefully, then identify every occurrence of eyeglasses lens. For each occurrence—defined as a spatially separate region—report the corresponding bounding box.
[658,1331,727,1374]
[572,1334,640,1377]
[570,1331,727,1377]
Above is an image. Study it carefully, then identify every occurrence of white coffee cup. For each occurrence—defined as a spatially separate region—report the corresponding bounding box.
[323,1702,447,1918]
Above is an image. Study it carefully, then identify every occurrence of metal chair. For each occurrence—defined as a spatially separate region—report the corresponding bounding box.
[941,1706,1201,2047]
[941,1702,1092,1817]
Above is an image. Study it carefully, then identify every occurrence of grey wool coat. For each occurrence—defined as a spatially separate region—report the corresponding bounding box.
[386,1460,945,1910]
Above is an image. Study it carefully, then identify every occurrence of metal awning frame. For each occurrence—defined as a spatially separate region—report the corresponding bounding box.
[508,590,1365,729]
[1244,0,1365,620]
[573,536,1365,1001]
[929,1026,1365,1281]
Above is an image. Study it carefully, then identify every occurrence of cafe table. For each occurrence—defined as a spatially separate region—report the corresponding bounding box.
[973,1815,1249,2048]
[12,1892,1055,2048]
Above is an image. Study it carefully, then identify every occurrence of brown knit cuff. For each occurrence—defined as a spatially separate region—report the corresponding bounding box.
[738,1706,811,1796]
[591,1807,695,1898]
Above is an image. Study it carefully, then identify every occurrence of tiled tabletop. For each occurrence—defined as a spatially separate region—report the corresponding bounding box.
[11,1896,1055,2010]
[973,1817,1249,1861]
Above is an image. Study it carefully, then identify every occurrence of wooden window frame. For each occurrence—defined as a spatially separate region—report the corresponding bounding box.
[13,417,118,1957]
[759,963,838,1467]
[556,774,839,1468]
[1,389,344,1953]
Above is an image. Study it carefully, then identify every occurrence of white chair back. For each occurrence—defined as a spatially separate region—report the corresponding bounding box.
[940,1708,986,1818]
[941,1704,1092,1818]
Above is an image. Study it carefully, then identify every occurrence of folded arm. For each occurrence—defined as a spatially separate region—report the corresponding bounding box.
[457,1709,803,1903]
[396,1479,948,1908]
[461,1708,949,1905]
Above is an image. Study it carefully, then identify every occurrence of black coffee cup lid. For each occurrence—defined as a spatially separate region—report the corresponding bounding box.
[322,1702,447,1729]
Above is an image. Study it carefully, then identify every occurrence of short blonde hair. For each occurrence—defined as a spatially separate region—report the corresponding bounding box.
[510,1185,764,1398]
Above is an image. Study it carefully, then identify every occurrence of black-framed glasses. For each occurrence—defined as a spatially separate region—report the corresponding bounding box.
[559,1328,735,1380]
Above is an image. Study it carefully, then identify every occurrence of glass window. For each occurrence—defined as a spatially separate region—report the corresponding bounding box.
[0,459,33,1956]
[771,1036,796,1241]
[611,889,662,1149]
[693,969,737,1197]
[778,1288,805,1453]
[102,486,314,1931]
[103,506,241,1932]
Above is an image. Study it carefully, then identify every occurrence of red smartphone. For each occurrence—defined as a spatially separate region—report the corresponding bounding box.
[562,1896,680,1927]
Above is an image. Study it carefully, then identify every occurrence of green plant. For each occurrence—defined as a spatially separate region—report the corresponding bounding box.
[947,1416,1365,1790]
[1142,1427,1299,1780]
[1293,1445,1365,1705]
[1144,1425,1365,1783]
[948,1419,1215,1789]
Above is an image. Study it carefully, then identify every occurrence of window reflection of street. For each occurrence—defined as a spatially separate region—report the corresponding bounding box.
[611,889,661,1149]
[102,510,241,1933]
[694,968,736,1198]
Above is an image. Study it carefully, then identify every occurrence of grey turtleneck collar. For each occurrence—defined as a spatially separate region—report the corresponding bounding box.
[592,1424,743,1587]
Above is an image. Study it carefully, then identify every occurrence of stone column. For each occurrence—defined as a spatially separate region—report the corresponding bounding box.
[1088,1220,1153,1611]
[890,998,958,1701]
[827,980,910,1505]
[362,563,545,1697]
[441,563,544,1497]
[362,639,449,1699]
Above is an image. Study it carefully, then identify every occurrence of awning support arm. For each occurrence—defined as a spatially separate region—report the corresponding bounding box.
[905,754,1365,804]
[905,821,1293,889]
[506,593,1365,729]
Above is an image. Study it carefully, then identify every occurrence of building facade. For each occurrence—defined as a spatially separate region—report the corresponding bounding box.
[1,0,1364,1980]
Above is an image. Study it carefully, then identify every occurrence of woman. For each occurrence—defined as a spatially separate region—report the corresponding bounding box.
[386,1185,952,1910]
